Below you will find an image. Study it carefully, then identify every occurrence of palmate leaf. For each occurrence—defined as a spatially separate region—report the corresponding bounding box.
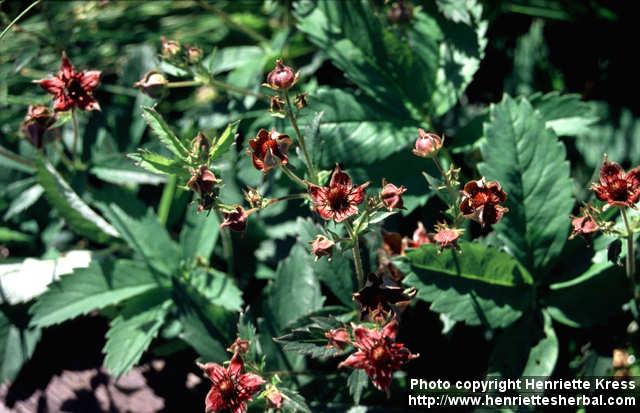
[103,288,171,377]
[104,205,181,276]
[36,158,119,243]
[479,95,574,275]
[398,242,534,329]
[29,260,160,328]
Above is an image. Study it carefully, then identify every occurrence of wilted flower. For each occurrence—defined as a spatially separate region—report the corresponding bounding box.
[459,178,508,227]
[569,210,600,240]
[21,105,57,148]
[353,273,416,322]
[433,222,463,251]
[308,165,370,223]
[265,59,298,90]
[265,386,284,410]
[187,165,218,198]
[198,353,265,413]
[134,70,168,99]
[380,181,407,211]
[591,158,640,208]
[310,235,335,261]
[412,129,443,158]
[36,52,101,112]
[338,320,418,394]
[248,129,292,173]
[294,92,308,110]
[221,206,250,232]
[387,0,414,24]
[243,187,264,209]
[269,95,285,113]
[227,338,250,356]
[191,131,211,161]
[161,36,181,59]
[325,328,350,351]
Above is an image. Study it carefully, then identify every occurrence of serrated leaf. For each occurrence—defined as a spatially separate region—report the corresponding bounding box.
[103,289,171,377]
[141,107,189,160]
[347,369,368,404]
[36,158,119,243]
[487,310,558,378]
[30,260,159,328]
[186,268,243,312]
[209,121,238,161]
[545,262,629,327]
[128,150,186,177]
[479,95,574,274]
[280,387,312,413]
[104,205,181,276]
[267,244,325,331]
[529,91,599,136]
[3,184,44,220]
[0,308,41,382]
[180,207,220,262]
[399,242,533,329]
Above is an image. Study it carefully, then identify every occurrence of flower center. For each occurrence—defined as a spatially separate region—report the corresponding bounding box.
[218,378,235,398]
[370,345,388,363]
[609,178,629,201]
[327,188,350,211]
[66,78,84,99]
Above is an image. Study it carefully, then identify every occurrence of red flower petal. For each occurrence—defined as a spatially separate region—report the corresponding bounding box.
[79,70,102,90]
[38,77,65,94]
[329,165,353,188]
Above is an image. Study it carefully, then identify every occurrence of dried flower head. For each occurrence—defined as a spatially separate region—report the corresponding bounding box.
[412,129,443,158]
[569,209,600,240]
[265,59,299,90]
[221,206,250,232]
[36,52,101,112]
[187,165,219,198]
[21,105,57,148]
[161,36,181,59]
[227,338,250,356]
[338,320,418,394]
[134,71,168,99]
[308,165,370,223]
[433,222,463,251]
[310,235,335,261]
[248,129,292,173]
[459,178,509,227]
[591,157,640,208]
[191,131,212,161]
[269,95,285,113]
[265,386,284,410]
[380,181,407,211]
[198,353,265,413]
[294,92,308,110]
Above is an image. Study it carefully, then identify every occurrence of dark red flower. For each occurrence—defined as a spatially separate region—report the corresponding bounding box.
[338,320,418,394]
[308,165,370,223]
[412,129,443,158]
[37,53,101,112]
[433,223,463,251]
[221,206,250,232]
[459,178,509,227]
[266,59,298,90]
[569,211,600,240]
[248,129,292,173]
[187,165,218,197]
[325,328,351,351]
[21,105,57,148]
[353,273,416,322]
[310,235,335,261]
[591,159,640,208]
[198,353,265,413]
[380,181,407,211]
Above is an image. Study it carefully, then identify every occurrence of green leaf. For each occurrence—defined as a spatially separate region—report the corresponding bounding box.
[280,387,312,413]
[205,46,263,75]
[529,91,599,137]
[36,158,119,243]
[0,308,41,382]
[487,310,558,378]
[3,184,44,220]
[399,242,533,329]
[479,95,574,274]
[30,260,159,328]
[545,262,629,327]
[209,121,239,162]
[347,369,368,404]
[305,87,417,167]
[141,107,189,160]
[103,289,171,377]
[0,227,32,243]
[91,155,166,186]
[275,317,343,359]
[104,205,181,276]
[186,268,243,312]
[180,205,220,262]
[267,244,325,330]
[128,150,187,177]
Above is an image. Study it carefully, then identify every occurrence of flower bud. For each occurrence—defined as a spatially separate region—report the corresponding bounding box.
[294,92,308,110]
[161,36,181,59]
[433,223,463,251]
[569,209,600,240]
[310,235,335,261]
[265,386,284,410]
[190,131,211,161]
[380,181,407,211]
[243,187,264,209]
[325,328,350,350]
[269,95,285,113]
[227,338,250,355]
[21,105,57,148]
[133,71,168,99]
[266,59,299,90]
[186,46,203,64]
[412,129,443,157]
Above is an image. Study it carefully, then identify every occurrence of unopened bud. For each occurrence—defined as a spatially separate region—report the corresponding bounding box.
[134,71,168,99]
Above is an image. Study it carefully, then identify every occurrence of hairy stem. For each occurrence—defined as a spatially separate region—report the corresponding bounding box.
[218,212,235,276]
[345,221,365,289]
[621,208,640,318]
[284,90,317,183]
[266,193,308,206]
[157,174,176,226]
[280,164,307,188]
